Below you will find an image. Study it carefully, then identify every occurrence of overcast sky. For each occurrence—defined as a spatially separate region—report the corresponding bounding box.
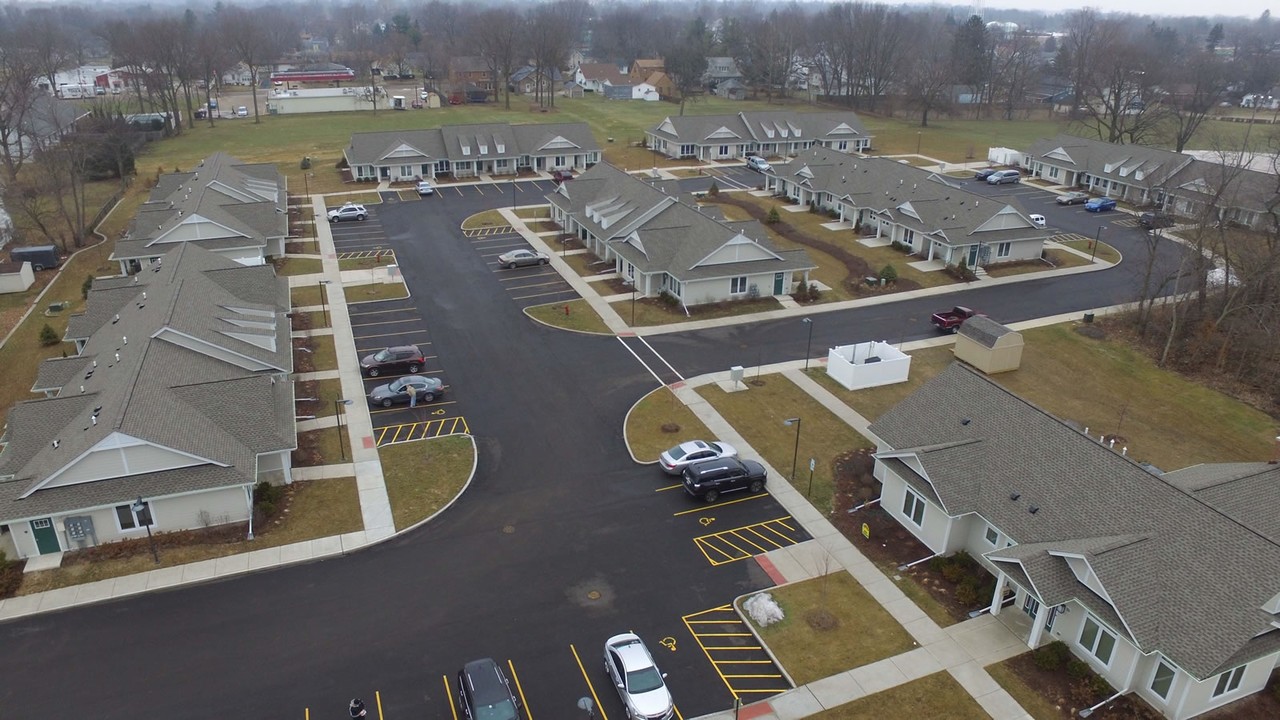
[980,0,1266,20]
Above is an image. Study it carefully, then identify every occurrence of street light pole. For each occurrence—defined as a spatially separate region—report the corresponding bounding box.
[133,496,159,564]
[631,286,637,326]
[335,399,354,461]
[783,417,802,482]
[916,131,922,155]
[802,317,814,371]
[318,279,330,327]
[1092,226,1102,263]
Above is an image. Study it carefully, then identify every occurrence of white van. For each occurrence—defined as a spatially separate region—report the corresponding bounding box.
[987,170,1021,185]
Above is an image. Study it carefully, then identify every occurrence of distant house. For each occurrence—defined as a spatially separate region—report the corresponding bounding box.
[713,78,747,101]
[0,243,295,562]
[703,57,742,90]
[449,56,494,99]
[1162,159,1277,231]
[574,62,627,93]
[645,71,675,100]
[629,58,664,84]
[766,146,1050,270]
[869,363,1280,720]
[110,152,289,275]
[344,122,601,181]
[0,95,89,162]
[562,81,585,99]
[547,163,816,307]
[509,65,563,96]
[646,110,874,161]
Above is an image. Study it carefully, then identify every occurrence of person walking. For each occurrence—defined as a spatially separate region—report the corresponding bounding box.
[349,698,367,718]
[407,381,417,408]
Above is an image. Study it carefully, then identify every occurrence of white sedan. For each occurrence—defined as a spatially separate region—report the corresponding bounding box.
[658,440,737,475]
[416,180,434,196]
[604,634,674,720]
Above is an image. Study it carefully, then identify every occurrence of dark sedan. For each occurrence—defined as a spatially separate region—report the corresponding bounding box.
[368,375,444,407]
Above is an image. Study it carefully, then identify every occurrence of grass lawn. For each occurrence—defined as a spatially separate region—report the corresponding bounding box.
[380,435,475,531]
[624,387,715,462]
[697,375,873,513]
[527,220,560,233]
[346,283,409,302]
[811,324,1279,470]
[984,251,1088,279]
[338,254,396,271]
[524,299,612,334]
[987,660,1063,720]
[514,207,549,219]
[271,257,324,277]
[307,334,338,373]
[462,209,509,229]
[806,672,990,720]
[561,251,613,277]
[286,239,319,254]
[295,311,330,329]
[324,191,382,207]
[15,477,361,595]
[1055,239,1121,265]
[291,284,324,307]
[296,378,345,418]
[749,572,916,685]
[294,428,346,466]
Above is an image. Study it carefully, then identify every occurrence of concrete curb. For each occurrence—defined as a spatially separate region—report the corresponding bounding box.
[520,302,613,336]
[380,434,479,536]
[621,386,665,466]
[733,588,799,689]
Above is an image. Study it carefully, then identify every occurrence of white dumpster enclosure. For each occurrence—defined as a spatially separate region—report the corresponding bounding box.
[826,341,911,390]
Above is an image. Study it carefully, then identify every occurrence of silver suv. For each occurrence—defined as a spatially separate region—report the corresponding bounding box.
[327,203,368,222]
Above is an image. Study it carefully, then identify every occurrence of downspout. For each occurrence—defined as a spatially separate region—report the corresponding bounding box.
[244,485,255,540]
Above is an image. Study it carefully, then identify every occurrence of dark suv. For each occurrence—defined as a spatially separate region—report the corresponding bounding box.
[458,658,521,720]
[1139,212,1175,229]
[359,345,425,377]
[681,457,767,502]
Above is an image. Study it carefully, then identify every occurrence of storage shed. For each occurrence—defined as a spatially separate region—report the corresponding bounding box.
[954,316,1023,374]
[0,260,35,294]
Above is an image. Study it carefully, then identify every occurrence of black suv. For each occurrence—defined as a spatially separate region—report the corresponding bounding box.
[359,345,426,377]
[682,457,767,502]
[973,168,998,181]
[1139,212,1175,229]
[458,658,520,720]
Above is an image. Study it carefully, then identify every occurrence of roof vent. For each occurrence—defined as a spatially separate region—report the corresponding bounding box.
[112,314,119,324]
[133,276,139,284]
[92,360,97,368]
[142,292,147,300]
[93,406,101,416]
[1009,492,1021,501]
[122,336,127,345]
[961,418,971,425]
[114,352,120,362]
[80,385,85,393]
[52,439,60,449]
[1028,506,1040,514]
[91,415,97,426]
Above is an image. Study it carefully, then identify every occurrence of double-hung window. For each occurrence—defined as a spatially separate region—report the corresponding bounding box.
[1212,666,1245,698]
[116,501,153,531]
[1078,616,1117,666]
[730,276,747,294]
[901,489,925,526]
[1149,661,1175,700]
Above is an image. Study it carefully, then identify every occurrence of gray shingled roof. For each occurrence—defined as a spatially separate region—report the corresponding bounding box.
[1025,134,1191,189]
[783,146,1048,248]
[32,356,95,393]
[0,243,294,521]
[649,111,872,146]
[113,152,287,262]
[1165,159,1278,216]
[869,363,1280,679]
[958,316,1014,348]
[1162,463,1280,544]
[550,162,815,282]
[344,122,600,169]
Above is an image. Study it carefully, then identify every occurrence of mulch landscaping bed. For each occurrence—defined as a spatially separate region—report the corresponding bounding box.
[1000,648,1163,720]
[829,448,994,624]
[292,337,316,374]
[593,276,634,295]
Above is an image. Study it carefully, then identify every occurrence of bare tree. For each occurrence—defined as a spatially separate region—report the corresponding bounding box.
[471,7,520,110]
[0,24,46,181]
[218,5,282,123]
[1167,49,1228,152]
[903,16,953,127]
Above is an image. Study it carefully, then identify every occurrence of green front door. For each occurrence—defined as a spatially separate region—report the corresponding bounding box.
[774,272,785,295]
[30,518,60,554]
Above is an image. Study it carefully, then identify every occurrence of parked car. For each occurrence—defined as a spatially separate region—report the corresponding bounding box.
[746,156,772,173]
[658,440,738,475]
[208,99,218,110]
[986,170,1021,185]
[1056,191,1090,205]
[551,169,574,184]
[603,634,675,720]
[327,203,368,222]
[457,659,520,720]
[973,168,998,181]
[681,457,767,503]
[1139,212,1174,229]
[931,306,984,333]
[359,345,426,377]
[235,105,248,117]
[1028,214,1047,228]
[416,180,434,196]
[368,375,444,407]
[497,249,549,269]
[1084,197,1117,212]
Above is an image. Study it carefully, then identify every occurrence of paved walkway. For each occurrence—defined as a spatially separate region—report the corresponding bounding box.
[0,171,1140,716]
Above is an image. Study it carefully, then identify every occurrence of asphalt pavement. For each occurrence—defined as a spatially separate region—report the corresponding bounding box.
[0,169,1193,720]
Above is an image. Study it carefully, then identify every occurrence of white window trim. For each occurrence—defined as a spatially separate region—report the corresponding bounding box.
[1212,665,1245,698]
[984,525,999,545]
[730,276,747,294]
[902,488,925,527]
[1078,616,1117,668]
[1149,660,1175,700]
[115,500,154,532]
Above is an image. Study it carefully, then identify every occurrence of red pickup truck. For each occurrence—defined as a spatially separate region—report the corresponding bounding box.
[931,306,983,333]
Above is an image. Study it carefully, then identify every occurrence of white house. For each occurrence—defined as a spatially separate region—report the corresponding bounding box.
[867,363,1280,720]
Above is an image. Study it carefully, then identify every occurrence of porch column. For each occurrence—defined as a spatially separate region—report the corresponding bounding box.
[989,573,1009,615]
[1027,600,1051,647]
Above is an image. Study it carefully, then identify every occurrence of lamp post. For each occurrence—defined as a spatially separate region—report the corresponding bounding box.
[783,417,802,482]
[631,285,637,325]
[916,131,922,155]
[335,399,354,461]
[802,317,814,371]
[318,279,331,327]
[1092,226,1102,263]
[303,171,311,198]
[133,496,159,564]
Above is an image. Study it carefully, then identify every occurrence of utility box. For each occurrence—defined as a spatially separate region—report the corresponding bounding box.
[729,365,744,388]
[391,95,407,110]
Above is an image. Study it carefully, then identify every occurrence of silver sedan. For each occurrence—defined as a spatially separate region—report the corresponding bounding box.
[658,440,738,475]
[497,249,549,269]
